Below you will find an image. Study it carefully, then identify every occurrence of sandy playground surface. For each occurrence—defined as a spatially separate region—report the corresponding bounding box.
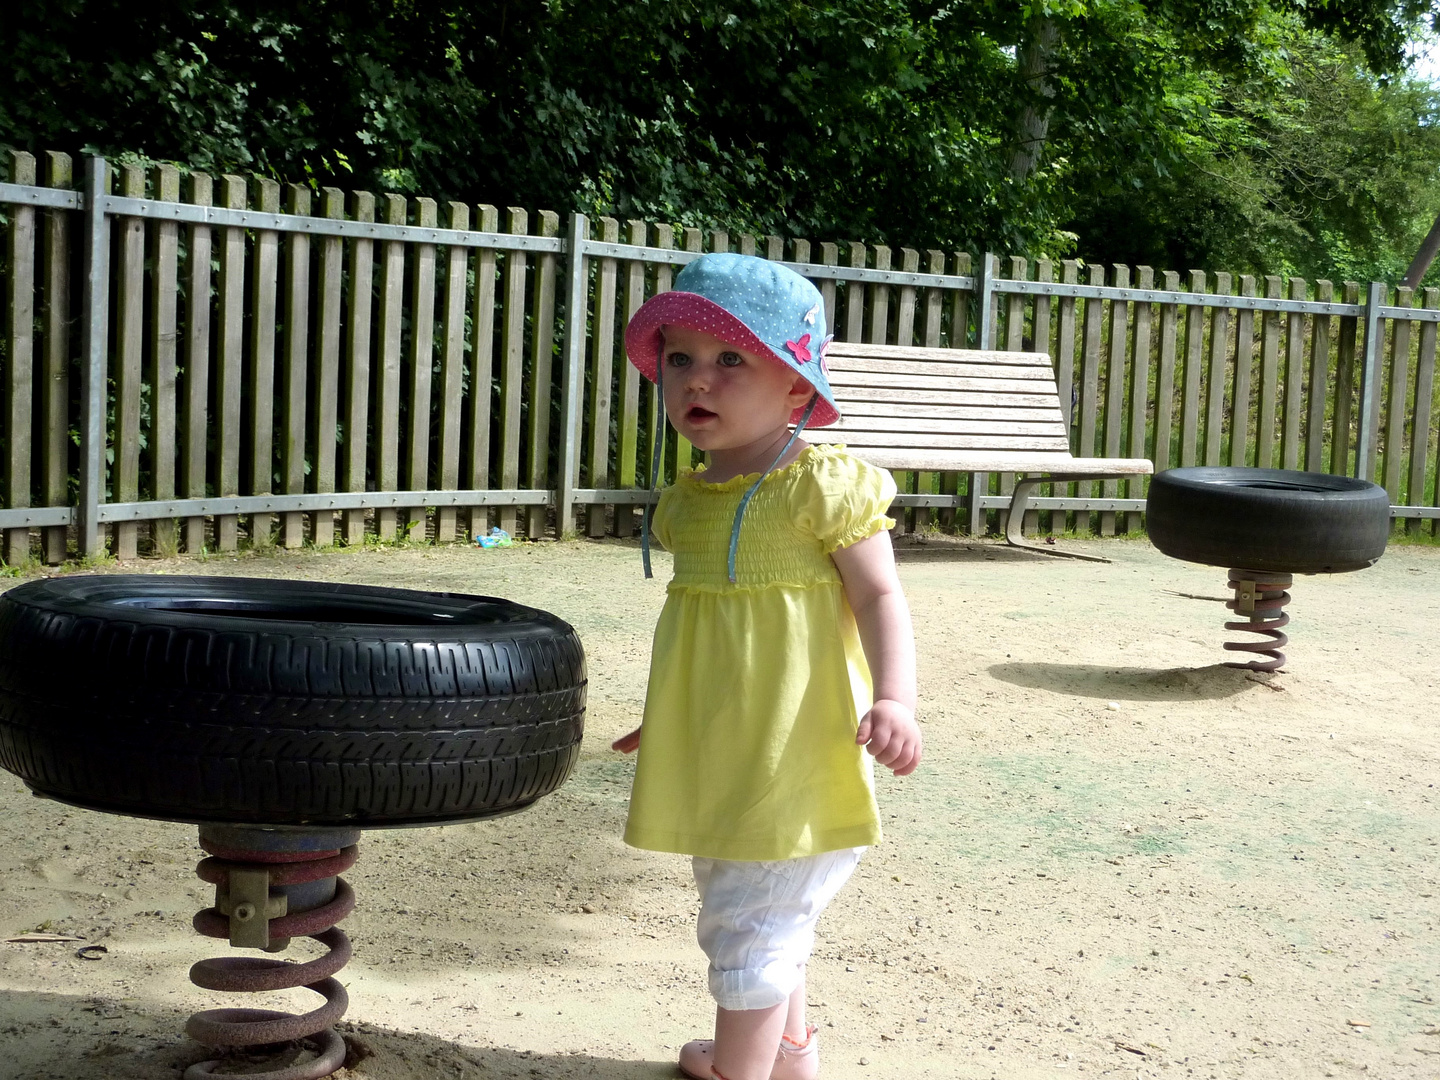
[0,533,1437,1080]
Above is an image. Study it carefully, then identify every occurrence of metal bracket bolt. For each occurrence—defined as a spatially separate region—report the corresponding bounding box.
[215,867,287,949]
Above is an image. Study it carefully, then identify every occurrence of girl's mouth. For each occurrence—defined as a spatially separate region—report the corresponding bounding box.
[686,404,718,422]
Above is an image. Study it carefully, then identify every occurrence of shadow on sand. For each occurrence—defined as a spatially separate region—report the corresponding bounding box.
[0,989,678,1080]
[891,538,1065,564]
[987,661,1268,701]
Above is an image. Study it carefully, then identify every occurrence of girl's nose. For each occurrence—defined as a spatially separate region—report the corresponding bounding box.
[682,360,711,390]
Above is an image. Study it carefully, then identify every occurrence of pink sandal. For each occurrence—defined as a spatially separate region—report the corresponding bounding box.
[679,1025,819,1080]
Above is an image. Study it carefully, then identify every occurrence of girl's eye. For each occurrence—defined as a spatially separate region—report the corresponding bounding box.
[666,351,691,368]
[719,352,743,368]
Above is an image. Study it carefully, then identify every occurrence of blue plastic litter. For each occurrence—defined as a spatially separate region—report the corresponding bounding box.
[475,527,513,549]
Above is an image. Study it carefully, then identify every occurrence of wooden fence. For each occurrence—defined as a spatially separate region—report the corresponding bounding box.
[1,152,1438,564]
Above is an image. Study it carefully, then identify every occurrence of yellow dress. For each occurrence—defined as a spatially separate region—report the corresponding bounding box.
[624,444,897,861]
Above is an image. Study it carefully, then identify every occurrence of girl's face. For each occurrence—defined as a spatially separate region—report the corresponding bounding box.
[660,326,815,456]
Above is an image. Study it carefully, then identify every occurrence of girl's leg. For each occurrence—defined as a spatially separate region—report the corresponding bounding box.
[712,1001,789,1080]
[783,969,807,1043]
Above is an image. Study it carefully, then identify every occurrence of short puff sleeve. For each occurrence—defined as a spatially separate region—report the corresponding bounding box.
[650,486,676,552]
[791,447,897,553]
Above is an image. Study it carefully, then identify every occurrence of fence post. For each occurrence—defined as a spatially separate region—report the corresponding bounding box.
[967,253,998,535]
[1356,281,1384,482]
[558,213,589,537]
[975,252,997,350]
[78,157,110,558]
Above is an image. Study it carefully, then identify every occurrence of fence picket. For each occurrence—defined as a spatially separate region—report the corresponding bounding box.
[1099,264,1130,535]
[497,207,529,535]
[647,225,675,495]
[951,252,973,351]
[587,217,620,537]
[342,191,376,546]
[844,242,867,343]
[149,164,180,556]
[375,193,407,539]
[215,176,247,552]
[1125,266,1154,532]
[312,188,345,547]
[42,153,72,563]
[1179,269,1205,469]
[673,228,703,477]
[1077,263,1105,519]
[435,202,469,544]
[527,211,560,539]
[1331,282,1361,479]
[465,204,499,540]
[1256,275,1283,469]
[896,248,919,347]
[819,242,839,336]
[282,184,314,548]
[1411,287,1439,535]
[5,152,37,566]
[182,173,213,553]
[1055,260,1078,427]
[1382,287,1414,509]
[1203,272,1232,467]
[1154,271,1180,473]
[1049,259,1080,533]
[1231,276,1257,467]
[1305,281,1333,471]
[912,248,938,529]
[248,178,280,548]
[1281,277,1308,470]
[614,220,647,538]
[402,197,437,541]
[997,255,1028,535]
[114,165,145,560]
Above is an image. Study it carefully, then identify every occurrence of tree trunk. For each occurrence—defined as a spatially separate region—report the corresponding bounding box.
[1401,212,1440,289]
[1009,15,1060,183]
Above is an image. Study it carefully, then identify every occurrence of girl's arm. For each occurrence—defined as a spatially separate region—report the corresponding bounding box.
[830,528,922,776]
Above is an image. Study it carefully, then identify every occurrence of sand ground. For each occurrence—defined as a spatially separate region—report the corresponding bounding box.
[0,533,1436,1080]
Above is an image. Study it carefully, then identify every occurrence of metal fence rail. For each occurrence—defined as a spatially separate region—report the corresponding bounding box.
[2,152,1437,563]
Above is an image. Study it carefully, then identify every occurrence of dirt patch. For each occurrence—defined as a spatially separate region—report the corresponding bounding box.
[1,534,1437,1079]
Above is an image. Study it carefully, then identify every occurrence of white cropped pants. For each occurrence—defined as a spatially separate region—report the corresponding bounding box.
[692,847,865,1011]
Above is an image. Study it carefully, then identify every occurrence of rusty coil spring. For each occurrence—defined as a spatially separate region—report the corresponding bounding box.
[1223,569,1292,673]
[185,841,359,1080]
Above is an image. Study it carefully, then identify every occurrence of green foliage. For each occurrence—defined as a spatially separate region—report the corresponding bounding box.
[2,0,1437,279]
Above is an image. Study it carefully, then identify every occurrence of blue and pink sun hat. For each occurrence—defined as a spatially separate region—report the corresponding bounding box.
[624,252,840,427]
[626,253,840,582]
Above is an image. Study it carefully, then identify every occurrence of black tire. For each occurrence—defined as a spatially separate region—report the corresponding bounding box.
[1145,467,1390,573]
[0,576,585,827]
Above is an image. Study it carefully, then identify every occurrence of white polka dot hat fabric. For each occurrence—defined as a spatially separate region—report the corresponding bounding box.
[624,252,840,427]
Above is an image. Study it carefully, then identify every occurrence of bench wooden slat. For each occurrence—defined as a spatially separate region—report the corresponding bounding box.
[826,342,1052,368]
[836,447,1155,474]
[840,401,1067,423]
[829,432,1073,451]
[825,356,1055,380]
[829,417,1067,437]
[828,371,1059,394]
[839,387,1063,408]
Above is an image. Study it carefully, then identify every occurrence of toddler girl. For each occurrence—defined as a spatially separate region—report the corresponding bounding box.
[612,253,921,1080]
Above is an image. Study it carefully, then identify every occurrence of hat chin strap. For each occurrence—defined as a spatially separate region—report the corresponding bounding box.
[641,341,666,579]
[726,393,819,584]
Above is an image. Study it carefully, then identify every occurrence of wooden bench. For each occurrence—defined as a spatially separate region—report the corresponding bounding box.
[810,342,1154,562]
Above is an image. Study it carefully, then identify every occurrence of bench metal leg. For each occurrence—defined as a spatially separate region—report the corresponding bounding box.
[1004,477,1111,563]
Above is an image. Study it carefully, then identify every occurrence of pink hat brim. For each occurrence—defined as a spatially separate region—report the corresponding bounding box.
[625,291,839,428]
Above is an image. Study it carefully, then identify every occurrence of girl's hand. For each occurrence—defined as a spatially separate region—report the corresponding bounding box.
[856,699,922,776]
[611,726,643,754]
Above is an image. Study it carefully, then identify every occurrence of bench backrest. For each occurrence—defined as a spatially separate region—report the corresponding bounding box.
[806,343,1070,465]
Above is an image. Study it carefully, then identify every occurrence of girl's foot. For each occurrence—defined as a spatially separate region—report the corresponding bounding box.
[678,1025,819,1080]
